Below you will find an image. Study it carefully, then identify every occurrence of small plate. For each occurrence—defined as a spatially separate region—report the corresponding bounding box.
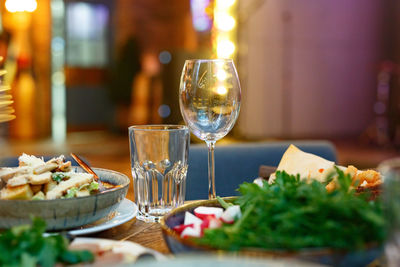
[70,237,166,264]
[68,198,137,235]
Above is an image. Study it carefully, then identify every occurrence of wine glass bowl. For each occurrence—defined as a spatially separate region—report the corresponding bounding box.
[179,59,241,199]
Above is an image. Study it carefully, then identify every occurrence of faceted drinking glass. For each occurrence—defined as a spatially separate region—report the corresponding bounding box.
[129,125,190,222]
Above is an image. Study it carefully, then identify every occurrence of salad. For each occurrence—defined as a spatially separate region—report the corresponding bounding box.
[174,168,385,251]
[0,217,93,267]
[0,154,99,200]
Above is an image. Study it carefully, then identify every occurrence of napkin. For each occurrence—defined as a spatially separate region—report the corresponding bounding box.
[70,237,166,265]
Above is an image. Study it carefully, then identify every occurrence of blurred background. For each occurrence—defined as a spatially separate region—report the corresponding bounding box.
[0,0,400,172]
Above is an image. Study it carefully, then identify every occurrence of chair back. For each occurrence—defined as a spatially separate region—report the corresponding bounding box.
[186,140,337,200]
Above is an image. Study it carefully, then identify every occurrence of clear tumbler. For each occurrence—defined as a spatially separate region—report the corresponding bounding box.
[129,125,190,222]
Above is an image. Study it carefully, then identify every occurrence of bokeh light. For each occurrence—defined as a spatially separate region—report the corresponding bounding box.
[214,13,236,31]
[159,51,172,64]
[5,0,37,13]
[158,104,171,118]
[213,0,237,59]
[217,39,235,58]
[216,69,227,81]
[216,86,228,95]
[215,0,235,9]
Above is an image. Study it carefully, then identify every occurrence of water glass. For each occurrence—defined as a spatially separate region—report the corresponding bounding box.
[379,158,400,266]
[129,125,190,222]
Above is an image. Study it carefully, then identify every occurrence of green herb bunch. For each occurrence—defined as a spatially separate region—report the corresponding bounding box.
[0,218,93,267]
[197,169,385,251]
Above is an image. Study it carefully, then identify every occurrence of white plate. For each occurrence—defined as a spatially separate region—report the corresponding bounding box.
[71,237,166,264]
[68,198,137,236]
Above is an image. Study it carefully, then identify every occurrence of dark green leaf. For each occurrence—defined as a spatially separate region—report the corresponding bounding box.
[196,169,384,251]
[51,172,67,183]
[0,217,94,266]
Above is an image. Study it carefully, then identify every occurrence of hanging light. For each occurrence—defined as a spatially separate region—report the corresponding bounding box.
[5,0,37,13]
[217,39,235,58]
[215,0,235,9]
[213,0,237,59]
[214,13,236,31]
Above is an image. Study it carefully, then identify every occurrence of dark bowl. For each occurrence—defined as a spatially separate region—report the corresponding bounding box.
[0,167,130,231]
[160,198,382,267]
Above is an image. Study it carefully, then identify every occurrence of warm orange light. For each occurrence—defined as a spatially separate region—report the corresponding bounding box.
[215,86,228,95]
[213,0,237,59]
[215,0,235,9]
[217,39,235,58]
[214,13,236,31]
[5,0,37,13]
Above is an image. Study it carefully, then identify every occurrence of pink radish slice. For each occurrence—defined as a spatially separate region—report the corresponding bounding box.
[173,223,194,234]
[184,211,203,226]
[221,205,242,224]
[194,206,223,220]
[201,215,222,230]
[181,224,202,238]
[253,177,264,187]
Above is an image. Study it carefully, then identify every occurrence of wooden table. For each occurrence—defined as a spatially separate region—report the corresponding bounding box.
[89,218,170,254]
[83,190,171,255]
[77,184,170,254]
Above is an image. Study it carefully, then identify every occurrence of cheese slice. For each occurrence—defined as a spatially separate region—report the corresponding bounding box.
[270,144,336,183]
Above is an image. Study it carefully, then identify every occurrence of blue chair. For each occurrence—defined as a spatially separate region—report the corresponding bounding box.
[186,140,337,200]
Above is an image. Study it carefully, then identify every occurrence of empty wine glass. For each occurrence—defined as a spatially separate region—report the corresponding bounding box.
[179,59,241,199]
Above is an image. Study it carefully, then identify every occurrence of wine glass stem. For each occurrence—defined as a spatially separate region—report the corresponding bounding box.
[206,140,216,199]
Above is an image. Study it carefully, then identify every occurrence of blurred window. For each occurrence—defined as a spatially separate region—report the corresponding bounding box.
[66,2,109,67]
[190,0,212,32]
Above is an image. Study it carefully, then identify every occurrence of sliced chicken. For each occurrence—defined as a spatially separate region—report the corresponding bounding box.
[0,166,30,183]
[29,171,52,185]
[7,175,29,187]
[46,173,93,199]
[46,155,65,165]
[33,162,58,174]
[58,161,71,172]
[44,179,57,194]
[18,153,45,167]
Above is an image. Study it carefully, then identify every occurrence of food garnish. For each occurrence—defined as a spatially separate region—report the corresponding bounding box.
[271,144,382,192]
[193,169,384,251]
[0,154,100,200]
[173,204,242,238]
[194,206,223,220]
[0,217,93,267]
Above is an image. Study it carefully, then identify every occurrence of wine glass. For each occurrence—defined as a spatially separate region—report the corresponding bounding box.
[179,59,241,199]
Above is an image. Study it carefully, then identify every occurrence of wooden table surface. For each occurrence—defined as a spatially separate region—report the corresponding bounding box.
[87,218,170,254]
[84,187,170,254]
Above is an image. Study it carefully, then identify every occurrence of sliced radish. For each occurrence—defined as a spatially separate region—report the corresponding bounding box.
[194,206,223,220]
[173,223,194,234]
[184,211,203,226]
[253,177,264,187]
[221,205,242,224]
[181,224,202,238]
[201,215,222,230]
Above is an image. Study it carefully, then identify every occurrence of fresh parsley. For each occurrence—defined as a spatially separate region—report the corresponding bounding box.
[64,187,78,198]
[0,217,93,267]
[51,172,68,183]
[197,169,385,251]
